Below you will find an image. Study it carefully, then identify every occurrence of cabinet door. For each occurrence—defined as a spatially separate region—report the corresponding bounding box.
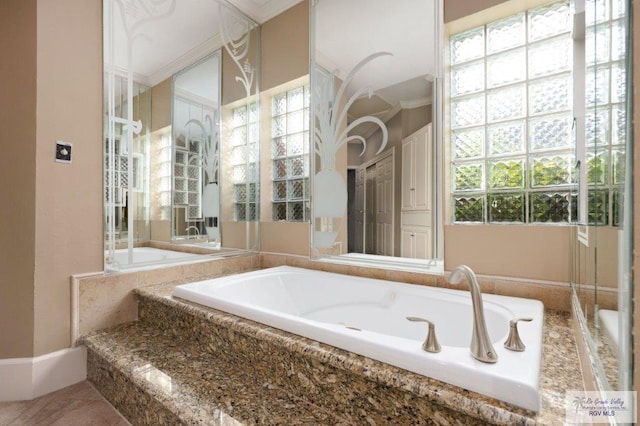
[413,228,431,259]
[401,137,415,210]
[400,228,414,258]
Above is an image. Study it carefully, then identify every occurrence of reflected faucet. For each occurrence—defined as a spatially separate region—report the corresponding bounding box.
[185,226,200,239]
[448,265,498,363]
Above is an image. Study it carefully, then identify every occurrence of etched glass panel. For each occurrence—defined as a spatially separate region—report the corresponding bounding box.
[453,163,484,191]
[487,13,525,53]
[612,149,625,184]
[529,75,571,115]
[528,1,571,42]
[489,193,524,222]
[451,27,484,65]
[248,123,258,143]
[453,196,484,222]
[531,155,572,187]
[528,36,571,78]
[451,60,484,96]
[488,121,525,155]
[529,115,572,151]
[451,95,485,128]
[530,192,571,222]
[453,128,484,159]
[489,159,525,189]
[487,48,525,88]
[487,85,525,122]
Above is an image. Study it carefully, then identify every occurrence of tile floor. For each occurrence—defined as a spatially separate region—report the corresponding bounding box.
[0,381,129,425]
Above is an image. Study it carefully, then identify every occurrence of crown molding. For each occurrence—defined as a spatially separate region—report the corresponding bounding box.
[147,34,224,87]
[227,0,304,23]
[400,97,432,109]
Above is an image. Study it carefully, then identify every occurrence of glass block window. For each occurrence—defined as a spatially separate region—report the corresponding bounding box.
[450,1,576,223]
[585,0,627,225]
[231,103,259,221]
[271,86,310,221]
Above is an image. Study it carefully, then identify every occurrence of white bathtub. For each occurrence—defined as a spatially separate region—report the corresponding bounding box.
[105,247,207,272]
[172,266,544,411]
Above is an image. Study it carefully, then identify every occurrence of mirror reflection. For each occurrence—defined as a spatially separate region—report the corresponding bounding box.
[570,0,631,392]
[310,0,440,269]
[171,53,221,245]
[103,0,260,271]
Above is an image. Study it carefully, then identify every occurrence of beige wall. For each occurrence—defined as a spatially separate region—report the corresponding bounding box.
[261,0,309,91]
[33,0,103,356]
[444,0,508,23]
[445,225,570,282]
[151,78,172,133]
[0,0,37,359]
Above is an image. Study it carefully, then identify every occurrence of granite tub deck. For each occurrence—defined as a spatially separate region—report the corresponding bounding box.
[81,279,584,425]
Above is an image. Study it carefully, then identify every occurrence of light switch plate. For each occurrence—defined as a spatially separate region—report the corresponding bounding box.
[55,141,72,164]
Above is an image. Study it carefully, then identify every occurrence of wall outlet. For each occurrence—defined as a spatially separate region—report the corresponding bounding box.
[55,141,72,164]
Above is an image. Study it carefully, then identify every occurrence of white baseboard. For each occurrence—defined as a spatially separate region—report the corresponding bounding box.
[0,347,87,402]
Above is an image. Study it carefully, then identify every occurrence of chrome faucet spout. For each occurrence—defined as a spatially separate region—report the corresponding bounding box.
[185,226,200,239]
[448,265,498,363]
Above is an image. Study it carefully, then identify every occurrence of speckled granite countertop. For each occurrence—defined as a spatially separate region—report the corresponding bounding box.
[82,275,584,425]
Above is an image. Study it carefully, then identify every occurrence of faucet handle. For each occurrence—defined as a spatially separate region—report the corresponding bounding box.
[406,316,441,353]
[504,317,533,352]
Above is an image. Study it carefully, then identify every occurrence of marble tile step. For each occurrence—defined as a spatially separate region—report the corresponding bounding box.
[81,321,347,425]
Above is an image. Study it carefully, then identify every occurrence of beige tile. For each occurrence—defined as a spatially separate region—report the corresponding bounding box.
[137,265,185,287]
[260,254,287,268]
[285,255,315,269]
[0,382,129,426]
[221,255,255,274]
[48,400,130,426]
[79,273,139,336]
[182,259,223,278]
[494,280,571,311]
[0,401,30,425]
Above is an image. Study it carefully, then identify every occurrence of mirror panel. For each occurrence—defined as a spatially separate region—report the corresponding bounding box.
[104,0,260,271]
[310,0,442,272]
[571,0,632,392]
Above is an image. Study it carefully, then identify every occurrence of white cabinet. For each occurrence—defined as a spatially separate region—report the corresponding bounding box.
[400,124,432,259]
[401,227,431,259]
[401,124,431,211]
